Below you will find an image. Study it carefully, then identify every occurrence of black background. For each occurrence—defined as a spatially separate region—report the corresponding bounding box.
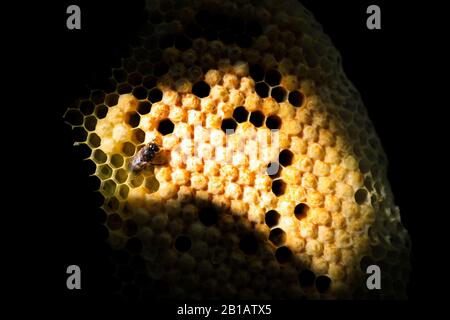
[16,0,433,315]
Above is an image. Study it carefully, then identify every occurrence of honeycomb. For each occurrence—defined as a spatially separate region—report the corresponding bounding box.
[64,0,410,299]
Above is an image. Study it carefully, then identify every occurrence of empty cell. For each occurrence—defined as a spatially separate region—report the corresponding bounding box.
[221,118,237,134]
[266,162,281,179]
[114,168,129,184]
[271,86,287,103]
[153,62,169,77]
[98,164,112,179]
[87,133,101,148]
[269,228,286,246]
[129,175,144,188]
[92,149,107,164]
[117,83,133,94]
[198,204,219,226]
[122,142,136,157]
[80,100,95,115]
[143,76,157,89]
[127,112,141,128]
[144,177,160,193]
[132,86,148,100]
[294,203,309,220]
[298,269,316,287]
[90,90,105,105]
[249,111,265,127]
[175,235,192,252]
[275,246,292,263]
[192,81,210,98]
[72,127,87,142]
[110,154,124,168]
[102,180,117,197]
[107,213,123,230]
[94,104,108,119]
[232,106,249,123]
[64,109,83,126]
[84,115,97,132]
[255,82,269,98]
[132,128,146,144]
[249,64,265,82]
[104,93,119,107]
[265,210,280,227]
[118,184,129,200]
[279,149,294,166]
[148,88,163,103]
[354,188,368,204]
[265,115,282,130]
[239,233,259,255]
[288,91,304,107]
[265,69,282,86]
[272,179,286,196]
[127,72,143,86]
[137,101,151,115]
[315,275,331,293]
[137,62,153,75]
[158,119,175,135]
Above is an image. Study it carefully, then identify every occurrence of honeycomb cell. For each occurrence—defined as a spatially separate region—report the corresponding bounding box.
[265,210,280,227]
[175,235,192,252]
[271,179,286,196]
[114,169,128,184]
[87,133,101,148]
[122,142,136,157]
[137,101,151,115]
[117,83,133,94]
[198,204,219,226]
[249,64,265,82]
[279,149,294,167]
[84,116,97,132]
[98,164,113,180]
[158,119,175,135]
[249,111,265,127]
[113,68,127,82]
[221,118,237,134]
[72,127,88,142]
[192,81,211,98]
[294,203,309,220]
[129,175,144,188]
[143,76,157,89]
[132,128,146,144]
[90,90,105,105]
[288,91,304,107]
[132,86,148,100]
[315,275,331,293]
[110,154,124,169]
[104,93,119,107]
[232,106,249,123]
[92,149,107,164]
[299,269,316,287]
[127,72,143,86]
[265,115,282,130]
[118,184,129,200]
[94,104,108,119]
[239,233,258,255]
[275,246,292,263]
[265,69,282,86]
[80,100,95,116]
[148,88,163,103]
[269,228,286,246]
[107,213,123,230]
[354,188,368,205]
[65,109,83,126]
[127,112,141,128]
[255,82,270,98]
[123,219,138,237]
[271,86,287,103]
[153,62,169,77]
[101,179,117,197]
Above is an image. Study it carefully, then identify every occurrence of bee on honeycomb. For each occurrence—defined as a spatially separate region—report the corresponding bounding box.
[64,0,410,300]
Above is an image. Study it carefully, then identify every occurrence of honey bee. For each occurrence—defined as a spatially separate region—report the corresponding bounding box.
[129,141,166,174]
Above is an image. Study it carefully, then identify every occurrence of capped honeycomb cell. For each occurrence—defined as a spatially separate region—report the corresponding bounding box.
[65,0,410,300]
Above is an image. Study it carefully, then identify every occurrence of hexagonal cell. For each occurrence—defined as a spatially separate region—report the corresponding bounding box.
[105,196,120,212]
[148,88,163,103]
[94,104,108,119]
[110,154,124,168]
[221,118,237,134]
[265,210,280,227]
[122,57,137,72]
[84,115,97,132]
[122,142,136,157]
[80,100,95,115]
[315,275,331,293]
[118,184,130,200]
[107,213,123,230]
[87,132,101,148]
[265,69,282,86]
[249,64,265,82]
[232,106,249,123]
[132,128,146,145]
[265,115,282,130]
[249,111,265,127]
[298,269,316,287]
[114,168,129,184]
[354,188,368,205]
[90,90,106,105]
[144,176,160,193]
[158,119,175,135]
[255,82,269,98]
[98,164,113,179]
[153,62,169,77]
[266,162,281,179]
[129,174,144,188]
[198,203,219,226]
[92,149,107,164]
[117,83,133,94]
[275,246,292,263]
[294,203,309,220]
[101,179,117,197]
[72,127,88,142]
[143,75,157,89]
[239,233,258,255]
[137,101,151,115]
[279,149,294,167]
[271,86,287,103]
[127,72,143,86]
[271,179,286,196]
[269,228,286,246]
[126,112,141,128]
[175,235,192,252]
[192,80,210,98]
[132,86,148,100]
[112,68,127,82]
[104,93,119,107]
[288,90,304,107]
[64,109,83,126]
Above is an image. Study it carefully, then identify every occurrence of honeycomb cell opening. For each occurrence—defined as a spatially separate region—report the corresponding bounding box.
[265,210,280,228]
[232,106,249,123]
[275,246,292,263]
[266,162,281,179]
[299,269,316,287]
[315,275,331,293]
[158,119,175,135]
[294,203,309,220]
[271,86,287,103]
[265,69,281,86]
[249,111,265,127]
[132,86,148,100]
[94,104,108,119]
[110,154,124,168]
[239,233,259,255]
[192,80,211,98]
[269,228,286,246]
[354,188,368,205]
[106,213,123,230]
[249,64,265,82]
[279,149,294,167]
[265,115,282,130]
[221,118,237,134]
[148,88,163,103]
[255,82,269,98]
[137,101,151,115]
[271,179,286,196]
[127,112,141,128]
[175,235,192,252]
[288,91,304,107]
